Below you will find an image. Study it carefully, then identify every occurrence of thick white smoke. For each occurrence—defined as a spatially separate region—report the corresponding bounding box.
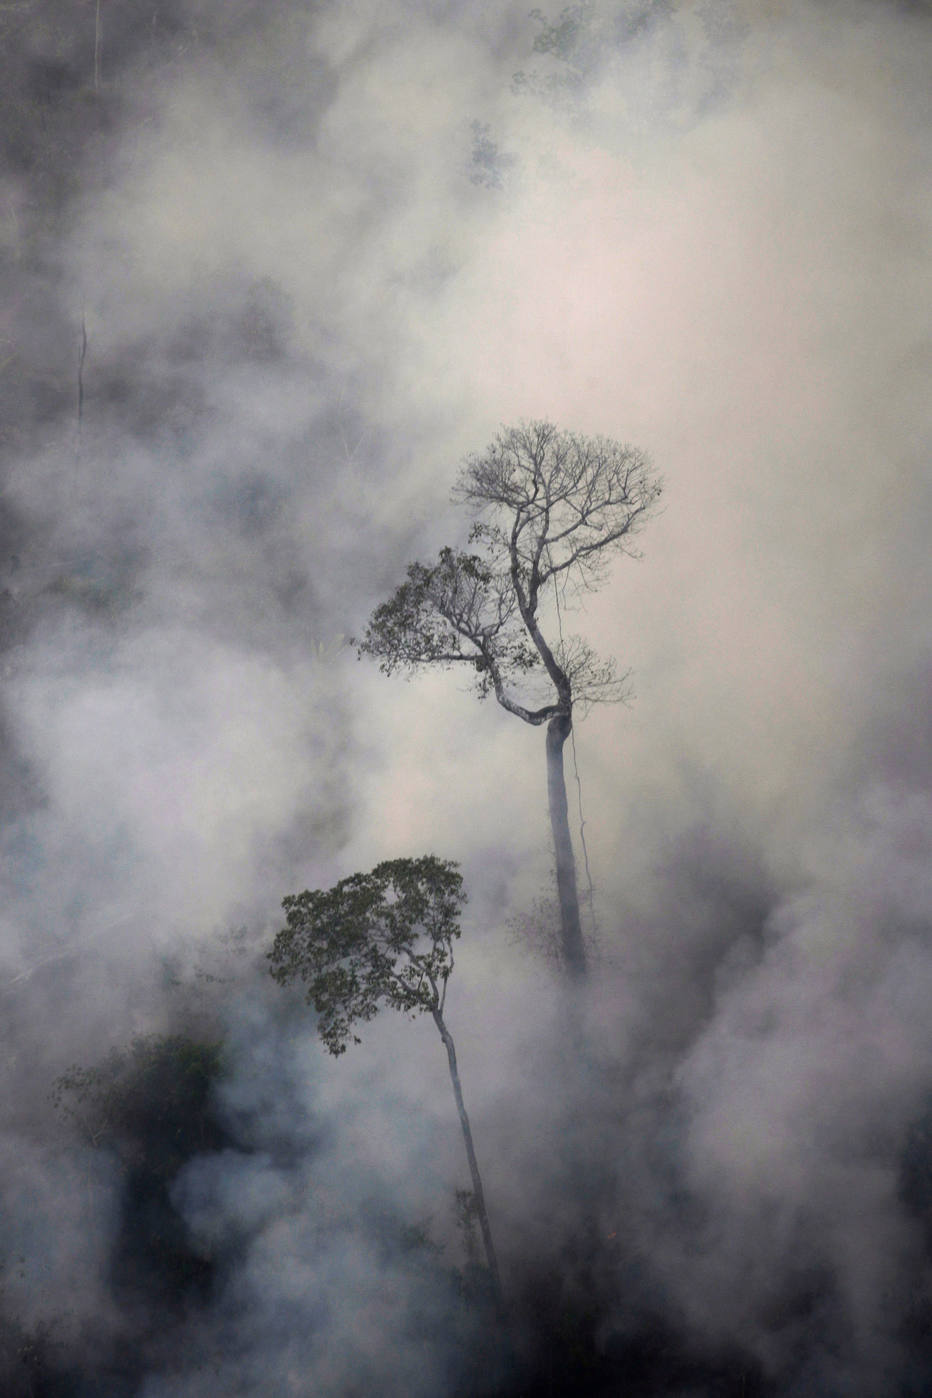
[0,0,929,1392]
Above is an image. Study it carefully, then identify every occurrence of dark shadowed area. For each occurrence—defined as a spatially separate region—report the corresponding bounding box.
[1,0,930,1393]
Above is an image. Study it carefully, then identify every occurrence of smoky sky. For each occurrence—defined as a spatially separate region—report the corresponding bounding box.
[1,0,931,1394]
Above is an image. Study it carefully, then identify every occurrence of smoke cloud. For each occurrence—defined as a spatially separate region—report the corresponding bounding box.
[1,0,930,1392]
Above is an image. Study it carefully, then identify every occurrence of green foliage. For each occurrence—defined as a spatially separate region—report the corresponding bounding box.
[268,856,466,1055]
[359,544,539,695]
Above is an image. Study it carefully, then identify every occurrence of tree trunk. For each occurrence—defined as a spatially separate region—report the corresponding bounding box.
[431,1007,504,1312]
[546,712,587,979]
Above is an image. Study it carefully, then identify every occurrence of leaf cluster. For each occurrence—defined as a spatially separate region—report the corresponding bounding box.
[268,856,465,1055]
[358,545,538,689]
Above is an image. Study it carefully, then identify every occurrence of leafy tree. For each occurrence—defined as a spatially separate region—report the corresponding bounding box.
[268,855,504,1309]
[357,421,661,978]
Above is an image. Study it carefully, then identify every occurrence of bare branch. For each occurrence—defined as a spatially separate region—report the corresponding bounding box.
[359,420,660,728]
[456,423,661,598]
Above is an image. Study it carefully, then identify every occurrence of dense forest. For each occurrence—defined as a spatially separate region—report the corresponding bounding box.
[1,1,931,1394]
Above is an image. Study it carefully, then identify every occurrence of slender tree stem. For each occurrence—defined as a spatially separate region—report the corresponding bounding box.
[94,0,102,90]
[431,1007,504,1311]
[546,712,587,978]
[77,314,87,423]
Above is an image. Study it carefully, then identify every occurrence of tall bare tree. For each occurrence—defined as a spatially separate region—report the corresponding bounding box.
[358,421,661,979]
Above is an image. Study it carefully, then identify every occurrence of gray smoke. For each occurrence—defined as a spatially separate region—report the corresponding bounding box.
[1,0,930,1392]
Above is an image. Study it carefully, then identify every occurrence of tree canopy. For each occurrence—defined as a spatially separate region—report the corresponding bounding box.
[268,855,466,1055]
[358,420,661,728]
